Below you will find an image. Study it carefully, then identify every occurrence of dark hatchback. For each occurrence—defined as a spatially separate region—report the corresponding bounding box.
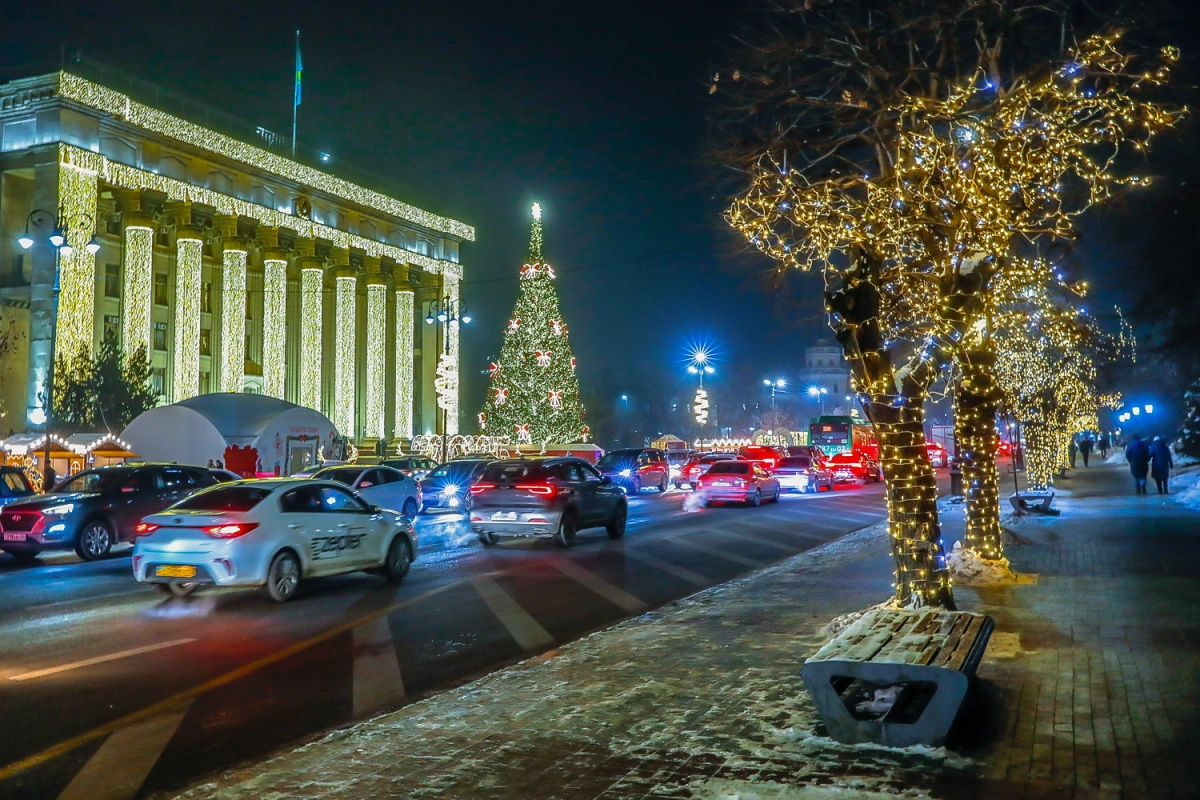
[596,448,669,495]
[0,464,222,561]
[417,458,492,512]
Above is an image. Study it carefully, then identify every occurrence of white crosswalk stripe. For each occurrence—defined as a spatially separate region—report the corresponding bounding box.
[553,560,648,614]
[352,616,405,719]
[473,577,556,651]
[56,701,192,800]
[707,527,796,553]
[621,550,712,587]
[668,537,762,568]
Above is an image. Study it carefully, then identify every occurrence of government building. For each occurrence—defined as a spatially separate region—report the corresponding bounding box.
[0,70,472,444]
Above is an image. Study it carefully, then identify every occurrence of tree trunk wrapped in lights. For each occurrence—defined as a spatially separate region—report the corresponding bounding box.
[954,348,1003,560]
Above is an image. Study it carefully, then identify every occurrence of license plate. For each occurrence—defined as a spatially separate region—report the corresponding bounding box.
[3,532,26,542]
[713,481,730,486]
[491,511,517,521]
[156,564,197,578]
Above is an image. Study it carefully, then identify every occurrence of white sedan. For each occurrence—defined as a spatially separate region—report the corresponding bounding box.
[308,465,421,518]
[132,479,418,602]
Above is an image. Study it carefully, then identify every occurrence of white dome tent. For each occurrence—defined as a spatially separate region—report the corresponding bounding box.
[121,394,341,477]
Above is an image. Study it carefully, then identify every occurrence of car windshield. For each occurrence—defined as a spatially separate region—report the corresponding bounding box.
[707,462,750,475]
[315,468,363,486]
[779,457,811,468]
[597,451,639,468]
[665,452,690,464]
[173,485,274,512]
[53,470,128,494]
[428,462,485,480]
[481,463,549,482]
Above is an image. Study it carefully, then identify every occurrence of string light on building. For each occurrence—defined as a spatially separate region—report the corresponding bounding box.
[172,236,204,400]
[365,282,387,438]
[120,224,155,358]
[394,290,415,439]
[334,275,357,436]
[219,246,248,393]
[262,259,288,399]
[299,265,323,410]
[54,160,99,366]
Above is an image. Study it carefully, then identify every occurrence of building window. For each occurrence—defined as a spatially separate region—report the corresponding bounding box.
[153,322,168,351]
[201,282,212,313]
[105,264,120,298]
[199,328,211,355]
[103,315,120,343]
[151,368,165,396]
[199,371,210,394]
[154,272,169,306]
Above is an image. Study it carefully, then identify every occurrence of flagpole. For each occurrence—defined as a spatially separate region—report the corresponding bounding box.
[292,29,300,157]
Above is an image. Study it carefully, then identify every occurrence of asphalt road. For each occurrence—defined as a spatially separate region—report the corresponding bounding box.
[0,479,903,800]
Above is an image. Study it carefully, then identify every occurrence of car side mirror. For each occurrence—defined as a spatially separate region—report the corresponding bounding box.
[369,504,382,514]
[600,476,612,485]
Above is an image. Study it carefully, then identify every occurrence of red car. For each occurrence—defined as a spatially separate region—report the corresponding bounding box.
[697,461,780,506]
[677,453,743,489]
[925,442,948,468]
[827,451,883,483]
[737,444,785,471]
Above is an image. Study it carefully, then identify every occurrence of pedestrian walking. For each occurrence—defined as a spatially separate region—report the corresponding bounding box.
[1098,435,1109,459]
[42,462,56,493]
[1069,437,1078,468]
[1080,436,1093,467]
[1149,436,1174,494]
[1126,435,1150,495]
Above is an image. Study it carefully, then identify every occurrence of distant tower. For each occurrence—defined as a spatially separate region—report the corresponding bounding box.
[795,339,853,415]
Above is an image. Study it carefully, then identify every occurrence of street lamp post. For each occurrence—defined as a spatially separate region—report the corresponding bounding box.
[762,378,788,408]
[424,293,471,462]
[806,385,828,415]
[18,208,99,490]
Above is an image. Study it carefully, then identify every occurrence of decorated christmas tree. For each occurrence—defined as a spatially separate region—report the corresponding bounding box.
[479,204,588,445]
[1180,378,1200,459]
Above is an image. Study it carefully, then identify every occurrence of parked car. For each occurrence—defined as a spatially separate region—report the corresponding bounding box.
[771,455,835,493]
[0,464,222,561]
[469,457,627,547]
[0,467,36,509]
[698,460,780,506]
[418,458,492,512]
[132,479,417,601]
[309,465,420,518]
[382,455,438,481]
[827,452,883,483]
[596,448,669,495]
[925,442,948,468]
[676,452,743,489]
[737,444,785,470]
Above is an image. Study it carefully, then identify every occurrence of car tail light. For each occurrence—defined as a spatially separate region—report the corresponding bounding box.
[517,483,557,498]
[134,522,159,536]
[469,483,495,495]
[203,523,259,539]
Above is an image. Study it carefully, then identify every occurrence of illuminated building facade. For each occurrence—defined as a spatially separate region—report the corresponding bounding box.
[795,339,854,416]
[0,71,473,444]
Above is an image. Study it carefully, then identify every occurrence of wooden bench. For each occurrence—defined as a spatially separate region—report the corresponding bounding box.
[1009,491,1059,516]
[801,608,994,747]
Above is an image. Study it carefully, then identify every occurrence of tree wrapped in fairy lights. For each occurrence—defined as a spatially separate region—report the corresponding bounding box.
[479,204,588,446]
[720,0,1182,606]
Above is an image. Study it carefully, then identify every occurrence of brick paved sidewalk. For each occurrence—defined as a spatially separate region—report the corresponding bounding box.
[165,463,1200,800]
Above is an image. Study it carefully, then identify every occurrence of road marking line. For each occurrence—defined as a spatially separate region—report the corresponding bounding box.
[669,538,761,568]
[552,560,648,614]
[352,617,405,719]
[621,550,711,587]
[9,639,198,682]
[734,518,840,540]
[707,527,795,553]
[56,701,192,800]
[472,577,556,651]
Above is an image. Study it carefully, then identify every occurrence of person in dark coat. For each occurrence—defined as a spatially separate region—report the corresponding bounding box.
[1079,436,1093,467]
[1098,435,1109,459]
[1149,436,1174,494]
[1069,437,1078,468]
[1125,435,1150,495]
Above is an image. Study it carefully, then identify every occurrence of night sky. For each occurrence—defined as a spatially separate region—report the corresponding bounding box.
[3,0,1195,439]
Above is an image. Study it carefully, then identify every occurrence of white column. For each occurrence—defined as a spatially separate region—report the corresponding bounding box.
[299,259,324,411]
[394,289,414,440]
[171,233,203,401]
[121,214,155,357]
[54,159,99,366]
[444,275,460,435]
[262,258,288,399]
[333,274,357,437]
[365,282,387,438]
[218,244,247,393]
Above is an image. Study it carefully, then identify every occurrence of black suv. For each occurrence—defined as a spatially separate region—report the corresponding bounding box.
[0,464,221,561]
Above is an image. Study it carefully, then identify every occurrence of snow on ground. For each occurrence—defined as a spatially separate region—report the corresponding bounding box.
[1171,465,1200,513]
[1106,450,1127,465]
[946,541,1017,586]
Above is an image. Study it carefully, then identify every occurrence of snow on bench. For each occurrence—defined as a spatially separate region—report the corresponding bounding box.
[801,608,994,747]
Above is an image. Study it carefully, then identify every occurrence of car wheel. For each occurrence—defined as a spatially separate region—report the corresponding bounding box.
[384,536,412,582]
[747,489,761,507]
[673,478,682,489]
[75,519,114,561]
[556,511,578,547]
[170,583,198,598]
[402,498,418,518]
[265,550,301,602]
[658,475,668,493]
[478,531,498,545]
[606,502,627,539]
[773,488,781,503]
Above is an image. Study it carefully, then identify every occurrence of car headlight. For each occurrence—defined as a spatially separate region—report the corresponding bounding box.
[619,469,632,478]
[42,503,75,516]
[443,484,460,496]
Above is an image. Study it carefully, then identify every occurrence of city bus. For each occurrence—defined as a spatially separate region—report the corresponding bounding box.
[809,415,878,459]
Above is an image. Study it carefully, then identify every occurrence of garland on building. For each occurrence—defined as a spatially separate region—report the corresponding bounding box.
[478,204,587,445]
